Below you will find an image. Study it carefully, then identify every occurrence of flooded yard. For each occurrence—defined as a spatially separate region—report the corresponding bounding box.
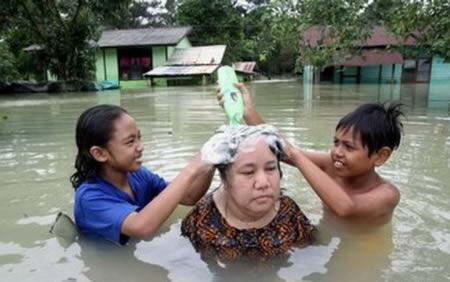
[0,81,449,281]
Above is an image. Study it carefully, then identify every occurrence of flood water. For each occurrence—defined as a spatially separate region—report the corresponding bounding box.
[0,81,449,281]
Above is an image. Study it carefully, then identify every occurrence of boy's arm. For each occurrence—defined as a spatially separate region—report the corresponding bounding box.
[121,154,213,239]
[288,147,400,219]
[226,83,329,169]
[216,83,265,125]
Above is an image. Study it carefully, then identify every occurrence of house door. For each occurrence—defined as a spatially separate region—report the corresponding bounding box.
[118,48,153,80]
[401,58,432,83]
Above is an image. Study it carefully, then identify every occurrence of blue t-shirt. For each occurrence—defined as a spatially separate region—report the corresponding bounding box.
[74,167,168,245]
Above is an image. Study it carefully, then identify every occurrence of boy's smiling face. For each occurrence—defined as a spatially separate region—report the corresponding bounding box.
[331,127,380,177]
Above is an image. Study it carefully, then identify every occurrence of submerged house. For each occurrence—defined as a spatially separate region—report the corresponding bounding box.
[232,61,257,81]
[303,26,450,104]
[144,45,226,86]
[95,27,192,88]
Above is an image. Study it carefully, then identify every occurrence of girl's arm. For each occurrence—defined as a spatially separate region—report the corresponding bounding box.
[121,154,213,239]
[179,165,215,205]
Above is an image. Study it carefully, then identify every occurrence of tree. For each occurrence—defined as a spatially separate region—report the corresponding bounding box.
[101,0,173,29]
[176,0,245,64]
[0,41,19,82]
[297,0,450,68]
[297,0,372,69]
[0,0,132,81]
[176,0,302,75]
[373,0,450,61]
[236,0,302,74]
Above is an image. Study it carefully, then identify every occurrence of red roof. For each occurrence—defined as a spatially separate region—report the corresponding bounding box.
[303,26,417,47]
[336,49,404,66]
[365,26,417,47]
[232,62,257,74]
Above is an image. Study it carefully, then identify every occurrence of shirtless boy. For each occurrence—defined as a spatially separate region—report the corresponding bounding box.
[219,84,404,226]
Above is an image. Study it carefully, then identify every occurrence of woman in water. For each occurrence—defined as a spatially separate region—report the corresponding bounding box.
[181,125,315,261]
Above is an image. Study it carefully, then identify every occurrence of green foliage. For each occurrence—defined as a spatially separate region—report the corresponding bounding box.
[297,0,372,69]
[176,0,302,75]
[379,0,450,61]
[101,0,175,28]
[176,0,245,64]
[2,0,448,80]
[0,0,132,81]
[298,0,450,67]
[0,41,19,82]
[240,0,302,74]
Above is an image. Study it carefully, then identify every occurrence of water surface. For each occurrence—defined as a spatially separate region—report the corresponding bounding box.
[0,81,449,281]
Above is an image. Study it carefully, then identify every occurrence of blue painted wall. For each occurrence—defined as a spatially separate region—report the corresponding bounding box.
[429,57,450,103]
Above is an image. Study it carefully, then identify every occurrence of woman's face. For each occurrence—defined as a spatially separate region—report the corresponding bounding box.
[224,138,281,217]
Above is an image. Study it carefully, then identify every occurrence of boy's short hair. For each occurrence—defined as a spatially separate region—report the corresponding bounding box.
[336,102,404,156]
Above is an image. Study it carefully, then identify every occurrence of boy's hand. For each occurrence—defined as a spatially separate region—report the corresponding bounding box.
[215,83,254,109]
[216,88,224,108]
[234,83,254,109]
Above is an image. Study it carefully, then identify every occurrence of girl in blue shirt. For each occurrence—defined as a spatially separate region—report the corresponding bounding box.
[71,104,214,245]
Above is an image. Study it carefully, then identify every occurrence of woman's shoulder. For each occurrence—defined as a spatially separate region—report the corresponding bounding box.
[275,195,316,245]
[181,193,217,225]
[181,193,224,249]
[278,195,301,212]
[277,195,311,222]
[181,193,316,261]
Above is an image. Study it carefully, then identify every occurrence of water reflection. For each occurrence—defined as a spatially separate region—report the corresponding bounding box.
[306,212,394,281]
[77,237,170,282]
[134,221,339,282]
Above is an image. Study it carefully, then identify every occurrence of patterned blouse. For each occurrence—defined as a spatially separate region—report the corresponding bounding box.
[181,193,315,261]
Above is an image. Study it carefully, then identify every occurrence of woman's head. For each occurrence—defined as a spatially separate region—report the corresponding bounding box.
[70,104,128,189]
[202,125,285,216]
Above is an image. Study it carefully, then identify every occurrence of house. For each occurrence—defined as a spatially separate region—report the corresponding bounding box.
[144,45,226,86]
[232,61,257,81]
[302,26,450,104]
[95,26,192,88]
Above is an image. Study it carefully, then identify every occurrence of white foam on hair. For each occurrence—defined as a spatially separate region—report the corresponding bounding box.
[201,124,284,165]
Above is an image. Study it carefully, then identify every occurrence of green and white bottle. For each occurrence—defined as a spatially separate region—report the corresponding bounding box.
[217,66,244,125]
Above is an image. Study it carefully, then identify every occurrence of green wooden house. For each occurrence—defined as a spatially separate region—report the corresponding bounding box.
[95,27,192,88]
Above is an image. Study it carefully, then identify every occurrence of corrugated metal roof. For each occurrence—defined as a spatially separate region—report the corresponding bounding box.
[167,45,226,65]
[97,27,191,47]
[144,45,226,77]
[232,62,256,74]
[335,49,404,66]
[144,65,220,77]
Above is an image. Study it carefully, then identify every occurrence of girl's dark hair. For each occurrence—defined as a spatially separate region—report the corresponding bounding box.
[217,140,284,185]
[70,104,128,189]
[336,102,405,156]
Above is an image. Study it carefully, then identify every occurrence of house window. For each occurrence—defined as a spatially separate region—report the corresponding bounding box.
[118,48,152,80]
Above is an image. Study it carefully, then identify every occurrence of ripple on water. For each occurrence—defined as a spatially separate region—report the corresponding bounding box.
[0,82,449,281]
